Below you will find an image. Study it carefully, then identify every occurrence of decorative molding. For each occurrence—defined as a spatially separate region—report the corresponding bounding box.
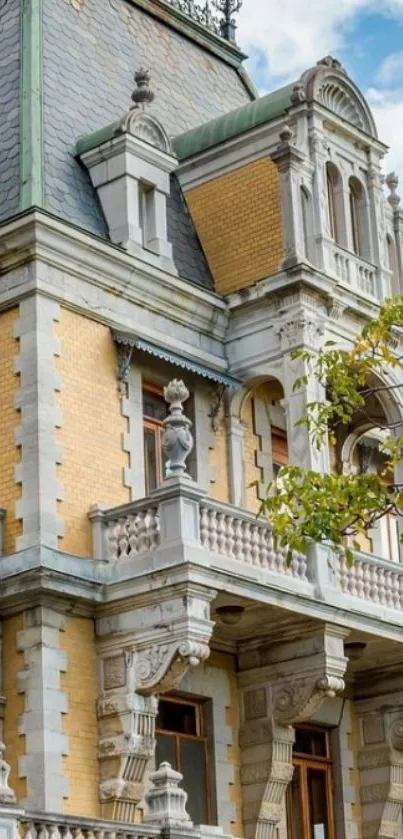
[14,295,64,549]
[272,675,345,725]
[136,640,210,695]
[276,315,325,351]
[144,761,193,828]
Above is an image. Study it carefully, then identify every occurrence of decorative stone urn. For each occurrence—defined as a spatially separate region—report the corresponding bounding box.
[162,380,194,478]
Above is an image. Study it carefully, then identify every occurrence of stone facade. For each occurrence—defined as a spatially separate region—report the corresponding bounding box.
[1,5,403,839]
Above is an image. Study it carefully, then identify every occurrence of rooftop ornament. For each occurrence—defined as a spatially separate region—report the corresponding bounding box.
[131,67,155,109]
[166,0,242,42]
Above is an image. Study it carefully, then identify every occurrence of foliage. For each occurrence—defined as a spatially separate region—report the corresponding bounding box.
[259,296,403,562]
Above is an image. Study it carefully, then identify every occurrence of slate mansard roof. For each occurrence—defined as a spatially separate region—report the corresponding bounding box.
[0,0,253,289]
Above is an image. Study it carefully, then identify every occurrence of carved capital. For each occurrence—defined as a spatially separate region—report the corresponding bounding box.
[276,315,325,351]
[273,675,345,725]
[136,640,210,695]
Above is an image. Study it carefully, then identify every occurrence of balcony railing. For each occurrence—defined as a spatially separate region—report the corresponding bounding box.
[18,813,158,839]
[328,243,378,298]
[90,482,403,620]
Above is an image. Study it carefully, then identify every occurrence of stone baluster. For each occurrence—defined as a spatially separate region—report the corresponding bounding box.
[106,521,119,561]
[199,507,209,548]
[242,522,252,564]
[216,512,227,554]
[370,563,380,602]
[362,562,371,600]
[355,560,364,598]
[298,552,308,580]
[378,568,387,605]
[250,524,260,566]
[258,526,269,568]
[391,572,400,610]
[147,508,159,550]
[384,570,393,608]
[226,515,235,557]
[127,514,139,555]
[266,529,276,571]
[136,512,149,553]
[117,517,130,560]
[233,518,244,561]
[207,509,218,553]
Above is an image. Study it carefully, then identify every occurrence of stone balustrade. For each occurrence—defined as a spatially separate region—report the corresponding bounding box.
[18,814,159,839]
[334,550,403,609]
[329,243,378,298]
[199,501,308,580]
[90,481,403,620]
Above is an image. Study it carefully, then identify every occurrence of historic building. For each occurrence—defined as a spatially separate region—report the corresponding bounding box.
[1,1,403,839]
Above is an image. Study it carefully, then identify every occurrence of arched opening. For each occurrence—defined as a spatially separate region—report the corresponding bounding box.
[240,378,287,513]
[387,233,399,296]
[333,385,401,562]
[300,185,314,262]
[326,162,345,247]
[348,176,370,260]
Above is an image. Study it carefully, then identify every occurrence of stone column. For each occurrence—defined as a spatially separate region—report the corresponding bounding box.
[277,304,329,473]
[96,581,216,819]
[272,128,307,270]
[238,624,348,839]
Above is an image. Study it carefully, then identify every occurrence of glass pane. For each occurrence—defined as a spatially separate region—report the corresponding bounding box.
[294,728,328,758]
[287,765,304,839]
[157,700,198,735]
[180,738,208,825]
[155,733,176,769]
[143,390,167,422]
[144,427,158,492]
[307,768,329,839]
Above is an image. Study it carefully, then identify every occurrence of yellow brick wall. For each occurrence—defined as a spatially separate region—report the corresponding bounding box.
[185,160,284,296]
[61,616,100,816]
[209,404,230,504]
[208,651,243,837]
[0,308,21,553]
[2,614,26,801]
[56,309,130,557]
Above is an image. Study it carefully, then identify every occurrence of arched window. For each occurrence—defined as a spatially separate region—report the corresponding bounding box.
[348,176,370,259]
[300,186,313,262]
[326,162,344,246]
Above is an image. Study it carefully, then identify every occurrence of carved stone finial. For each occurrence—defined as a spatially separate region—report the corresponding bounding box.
[386,171,401,210]
[162,380,194,479]
[144,762,193,828]
[131,67,155,108]
[0,742,16,804]
[317,55,345,73]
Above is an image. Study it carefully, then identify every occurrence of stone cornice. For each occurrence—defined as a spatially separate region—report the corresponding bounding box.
[0,209,229,366]
[3,546,403,642]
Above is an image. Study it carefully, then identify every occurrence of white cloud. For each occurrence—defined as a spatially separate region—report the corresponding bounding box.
[236,0,403,178]
[376,51,403,85]
[367,87,403,177]
[238,0,368,83]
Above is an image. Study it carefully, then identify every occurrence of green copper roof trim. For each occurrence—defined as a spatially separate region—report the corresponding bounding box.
[20,0,44,209]
[113,331,241,388]
[76,121,123,157]
[174,82,295,160]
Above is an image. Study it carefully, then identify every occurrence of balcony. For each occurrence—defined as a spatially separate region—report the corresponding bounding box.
[90,478,403,627]
[326,242,378,299]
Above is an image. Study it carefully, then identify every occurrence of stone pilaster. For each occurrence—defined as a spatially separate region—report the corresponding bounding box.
[96,581,215,819]
[17,607,68,810]
[14,295,63,549]
[276,296,328,473]
[238,624,348,839]
[357,702,403,839]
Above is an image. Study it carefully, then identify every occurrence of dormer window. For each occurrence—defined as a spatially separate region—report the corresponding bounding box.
[77,69,178,273]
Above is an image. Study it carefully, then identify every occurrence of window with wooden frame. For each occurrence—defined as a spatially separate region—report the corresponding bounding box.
[155,696,214,826]
[143,385,168,494]
[272,426,288,478]
[287,726,335,839]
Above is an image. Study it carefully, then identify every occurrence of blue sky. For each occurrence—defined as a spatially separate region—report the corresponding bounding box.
[237,1,403,177]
